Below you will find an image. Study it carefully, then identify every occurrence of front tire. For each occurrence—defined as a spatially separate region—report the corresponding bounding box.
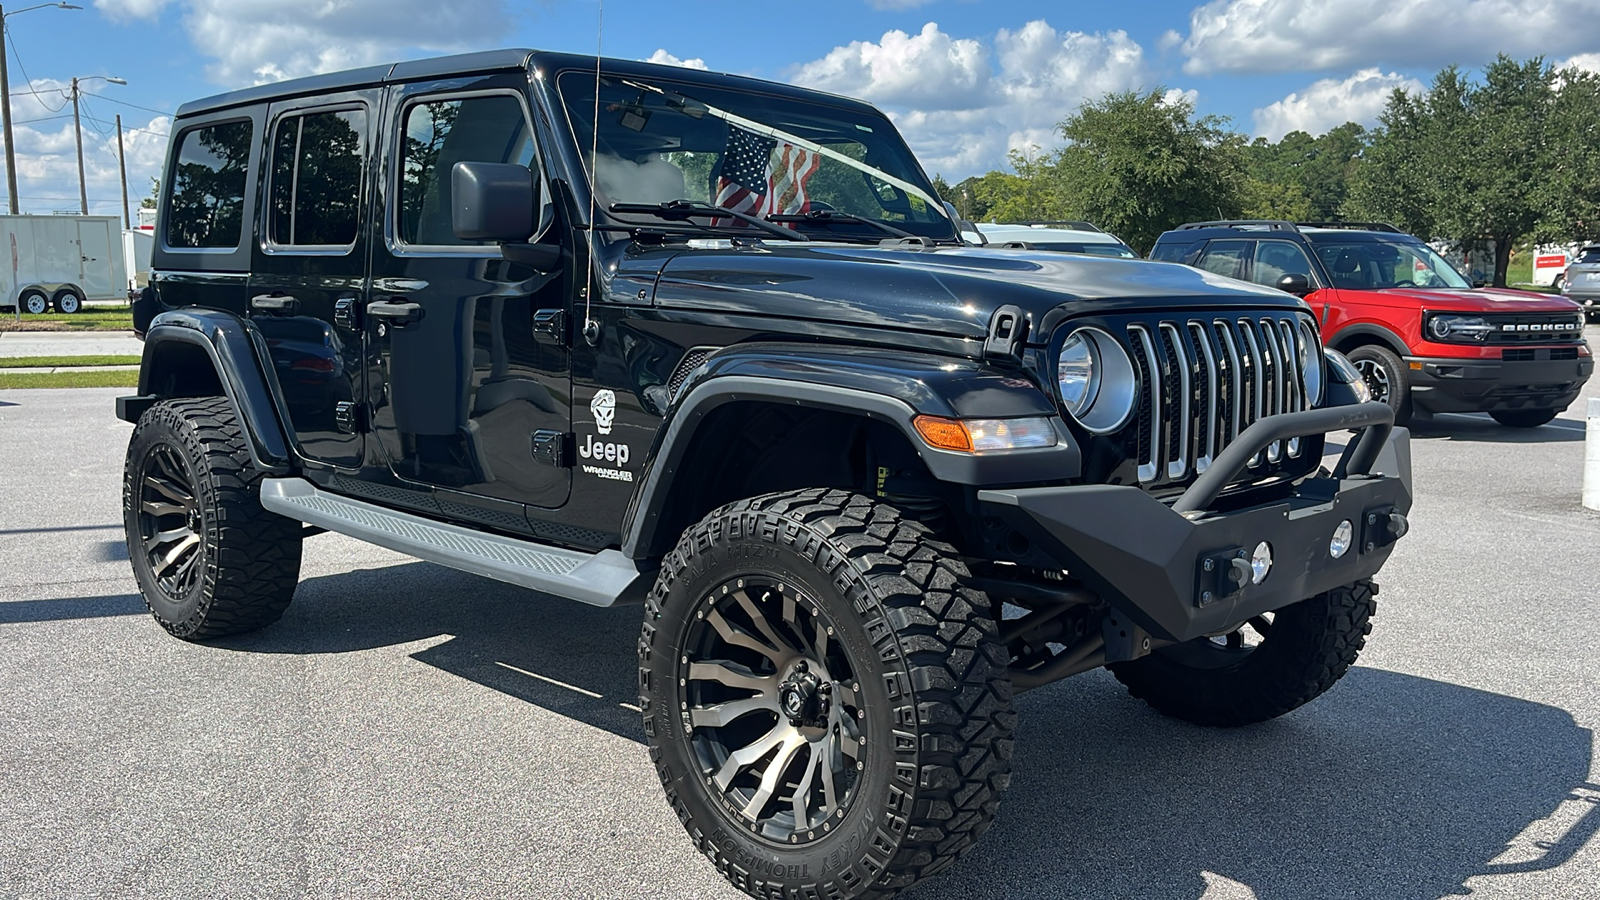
[640,489,1014,899]
[20,290,48,315]
[123,397,303,639]
[1490,408,1558,428]
[1110,581,1377,727]
[1346,345,1413,426]
[52,288,83,314]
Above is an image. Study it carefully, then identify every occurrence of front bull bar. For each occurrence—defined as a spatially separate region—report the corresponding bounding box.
[978,401,1412,647]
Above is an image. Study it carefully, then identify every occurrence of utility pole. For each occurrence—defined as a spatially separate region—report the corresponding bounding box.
[116,114,128,229]
[71,76,85,214]
[1,5,83,214]
[0,4,16,215]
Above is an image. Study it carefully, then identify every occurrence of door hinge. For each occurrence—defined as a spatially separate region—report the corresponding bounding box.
[531,430,573,467]
[334,401,366,434]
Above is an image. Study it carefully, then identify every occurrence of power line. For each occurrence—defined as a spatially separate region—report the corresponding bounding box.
[84,94,169,117]
[3,29,66,114]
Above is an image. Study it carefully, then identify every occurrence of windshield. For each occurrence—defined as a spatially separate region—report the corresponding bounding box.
[1313,240,1471,289]
[558,71,955,242]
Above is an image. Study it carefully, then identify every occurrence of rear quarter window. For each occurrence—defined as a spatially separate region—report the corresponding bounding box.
[166,119,253,249]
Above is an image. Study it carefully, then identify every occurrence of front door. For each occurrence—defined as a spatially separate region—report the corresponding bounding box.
[246,91,379,469]
[367,79,572,511]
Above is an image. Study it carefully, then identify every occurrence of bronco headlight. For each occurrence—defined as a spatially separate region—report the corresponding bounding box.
[1426,313,1493,343]
[1056,327,1136,433]
[1299,321,1324,407]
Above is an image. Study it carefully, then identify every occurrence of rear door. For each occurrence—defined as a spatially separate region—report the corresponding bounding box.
[367,78,572,513]
[246,91,379,469]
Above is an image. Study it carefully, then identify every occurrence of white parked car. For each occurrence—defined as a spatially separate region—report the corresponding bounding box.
[969,221,1138,259]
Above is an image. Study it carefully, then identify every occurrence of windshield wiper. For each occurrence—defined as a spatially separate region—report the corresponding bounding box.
[609,200,809,242]
[766,210,914,240]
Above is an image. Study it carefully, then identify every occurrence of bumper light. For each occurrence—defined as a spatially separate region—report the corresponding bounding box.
[913,415,1059,453]
[1329,519,1353,558]
[1250,541,1273,584]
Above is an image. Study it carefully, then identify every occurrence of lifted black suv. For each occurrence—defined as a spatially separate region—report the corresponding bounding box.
[119,51,1412,899]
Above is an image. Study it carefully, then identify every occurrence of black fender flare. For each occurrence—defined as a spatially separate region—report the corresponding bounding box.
[122,309,293,474]
[1327,323,1410,358]
[620,343,1080,559]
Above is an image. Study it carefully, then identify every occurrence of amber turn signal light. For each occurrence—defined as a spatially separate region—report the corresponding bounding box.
[913,415,973,452]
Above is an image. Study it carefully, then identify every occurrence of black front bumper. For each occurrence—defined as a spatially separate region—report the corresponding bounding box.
[1407,354,1593,414]
[978,403,1412,645]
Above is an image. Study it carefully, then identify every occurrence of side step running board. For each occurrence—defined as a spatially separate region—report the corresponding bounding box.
[259,477,645,607]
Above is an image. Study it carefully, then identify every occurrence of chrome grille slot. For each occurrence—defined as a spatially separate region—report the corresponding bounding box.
[1126,313,1313,487]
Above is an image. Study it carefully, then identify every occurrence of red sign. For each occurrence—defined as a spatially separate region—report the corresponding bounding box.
[1536,254,1567,268]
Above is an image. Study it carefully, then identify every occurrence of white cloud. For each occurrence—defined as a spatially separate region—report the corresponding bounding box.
[93,0,177,22]
[646,50,708,70]
[1559,53,1600,74]
[1252,68,1423,140]
[1179,0,1600,75]
[115,0,512,86]
[791,20,1156,177]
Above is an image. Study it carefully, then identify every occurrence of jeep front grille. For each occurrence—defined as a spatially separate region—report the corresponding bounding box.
[1127,315,1311,486]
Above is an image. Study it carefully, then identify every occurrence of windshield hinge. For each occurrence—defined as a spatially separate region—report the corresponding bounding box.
[983,305,1029,363]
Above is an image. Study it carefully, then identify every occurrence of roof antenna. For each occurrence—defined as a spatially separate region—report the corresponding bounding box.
[581,0,604,346]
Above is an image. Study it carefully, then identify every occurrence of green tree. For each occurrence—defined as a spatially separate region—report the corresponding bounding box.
[1348,57,1562,286]
[1537,66,1600,241]
[1050,89,1247,253]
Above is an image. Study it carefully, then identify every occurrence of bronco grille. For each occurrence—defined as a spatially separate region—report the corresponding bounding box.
[1127,315,1312,486]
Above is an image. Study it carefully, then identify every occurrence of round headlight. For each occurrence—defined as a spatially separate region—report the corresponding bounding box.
[1056,327,1136,434]
[1299,321,1324,407]
[1057,331,1099,417]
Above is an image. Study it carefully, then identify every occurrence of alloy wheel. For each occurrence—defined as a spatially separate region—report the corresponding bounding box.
[1353,358,1390,404]
[136,444,205,599]
[680,577,866,845]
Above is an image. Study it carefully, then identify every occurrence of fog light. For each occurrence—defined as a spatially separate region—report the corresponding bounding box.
[1250,541,1273,584]
[1330,519,1353,559]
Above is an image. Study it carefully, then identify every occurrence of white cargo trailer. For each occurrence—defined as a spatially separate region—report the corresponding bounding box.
[0,215,130,314]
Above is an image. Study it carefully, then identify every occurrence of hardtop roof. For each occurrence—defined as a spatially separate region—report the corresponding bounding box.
[175,48,883,119]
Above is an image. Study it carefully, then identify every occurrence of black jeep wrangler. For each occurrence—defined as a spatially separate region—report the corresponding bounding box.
[118,50,1412,899]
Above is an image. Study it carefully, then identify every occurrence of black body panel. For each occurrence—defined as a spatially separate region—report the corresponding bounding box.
[1407,354,1595,413]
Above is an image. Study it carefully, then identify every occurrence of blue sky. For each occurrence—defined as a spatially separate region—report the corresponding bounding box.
[7,0,1599,217]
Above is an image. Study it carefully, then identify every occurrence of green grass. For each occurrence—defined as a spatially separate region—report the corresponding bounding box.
[0,305,134,332]
[0,369,140,389]
[1505,252,1534,286]
[0,355,141,369]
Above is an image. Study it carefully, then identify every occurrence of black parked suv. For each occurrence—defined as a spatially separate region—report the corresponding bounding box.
[119,51,1412,899]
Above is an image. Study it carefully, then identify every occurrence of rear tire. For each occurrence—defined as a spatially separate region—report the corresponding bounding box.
[1110,581,1377,727]
[20,290,48,315]
[52,288,83,314]
[1345,345,1412,426]
[123,396,303,639]
[640,488,1014,899]
[1490,408,1558,428]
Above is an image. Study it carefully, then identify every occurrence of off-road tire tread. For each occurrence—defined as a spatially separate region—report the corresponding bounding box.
[126,397,302,639]
[1110,581,1377,727]
[640,488,1015,899]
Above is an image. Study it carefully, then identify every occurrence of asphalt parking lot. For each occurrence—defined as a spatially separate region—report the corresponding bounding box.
[2,338,1599,900]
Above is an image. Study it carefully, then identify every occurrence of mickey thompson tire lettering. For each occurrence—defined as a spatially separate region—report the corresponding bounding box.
[638,489,1015,900]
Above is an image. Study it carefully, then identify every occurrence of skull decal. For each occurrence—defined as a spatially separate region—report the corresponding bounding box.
[590,389,617,435]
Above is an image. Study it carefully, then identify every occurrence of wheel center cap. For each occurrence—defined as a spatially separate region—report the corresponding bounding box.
[778,660,830,728]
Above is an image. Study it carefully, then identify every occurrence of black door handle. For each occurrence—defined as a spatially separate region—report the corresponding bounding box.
[366,300,425,325]
[251,293,298,314]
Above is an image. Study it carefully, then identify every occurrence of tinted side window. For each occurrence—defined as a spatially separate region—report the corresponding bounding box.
[269,109,366,247]
[399,95,535,246]
[167,120,252,249]
[1250,240,1318,288]
[1195,240,1251,278]
[1151,239,1203,263]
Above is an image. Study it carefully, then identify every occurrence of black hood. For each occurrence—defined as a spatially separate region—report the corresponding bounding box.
[645,243,1303,342]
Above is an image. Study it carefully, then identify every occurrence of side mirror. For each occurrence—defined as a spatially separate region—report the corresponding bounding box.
[1276,272,1313,296]
[451,161,538,242]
